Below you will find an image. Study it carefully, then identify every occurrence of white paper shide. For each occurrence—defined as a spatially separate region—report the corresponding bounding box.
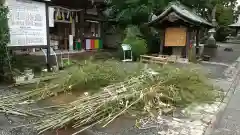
[7,0,47,46]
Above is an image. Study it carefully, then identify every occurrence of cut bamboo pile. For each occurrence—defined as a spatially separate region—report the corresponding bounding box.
[0,60,146,118]
[35,75,150,135]
[0,61,218,135]
[34,66,219,135]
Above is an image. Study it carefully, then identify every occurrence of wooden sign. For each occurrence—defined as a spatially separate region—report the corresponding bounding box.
[165,27,187,46]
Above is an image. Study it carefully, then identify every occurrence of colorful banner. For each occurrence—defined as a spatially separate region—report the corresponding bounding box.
[85,39,102,50]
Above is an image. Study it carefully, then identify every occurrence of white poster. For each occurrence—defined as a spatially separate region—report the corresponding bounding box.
[6,0,47,46]
[49,7,54,27]
[69,35,73,51]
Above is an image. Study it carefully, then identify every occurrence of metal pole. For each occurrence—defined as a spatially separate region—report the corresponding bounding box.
[45,2,51,72]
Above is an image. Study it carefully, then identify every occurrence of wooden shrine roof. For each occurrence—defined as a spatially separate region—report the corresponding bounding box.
[148,2,213,28]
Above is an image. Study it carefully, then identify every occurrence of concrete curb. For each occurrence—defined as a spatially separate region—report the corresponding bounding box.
[203,61,240,135]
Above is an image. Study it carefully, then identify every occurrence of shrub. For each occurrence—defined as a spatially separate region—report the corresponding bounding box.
[121,25,147,60]
[215,27,232,42]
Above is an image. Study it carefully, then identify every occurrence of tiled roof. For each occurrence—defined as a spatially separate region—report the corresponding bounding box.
[148,2,213,27]
[229,23,240,27]
[229,15,240,28]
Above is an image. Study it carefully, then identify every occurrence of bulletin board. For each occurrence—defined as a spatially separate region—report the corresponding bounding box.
[164,27,187,46]
[6,0,47,46]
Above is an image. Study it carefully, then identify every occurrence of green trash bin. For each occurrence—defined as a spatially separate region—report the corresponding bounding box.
[99,39,103,49]
[75,41,81,50]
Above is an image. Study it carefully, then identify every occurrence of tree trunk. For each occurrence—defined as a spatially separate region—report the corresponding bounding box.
[0,62,4,82]
[211,5,217,27]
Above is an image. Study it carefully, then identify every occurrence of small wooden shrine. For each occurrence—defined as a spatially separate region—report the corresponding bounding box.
[48,0,105,51]
[148,2,213,58]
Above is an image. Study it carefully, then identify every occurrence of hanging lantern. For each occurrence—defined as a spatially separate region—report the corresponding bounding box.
[67,11,70,19]
[62,10,65,21]
[70,12,73,23]
[56,8,61,20]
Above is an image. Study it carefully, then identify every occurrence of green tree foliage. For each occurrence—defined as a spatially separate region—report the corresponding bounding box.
[106,0,235,24]
[105,0,237,42]
[104,0,170,28]
[0,4,11,81]
[216,5,234,26]
[215,4,234,41]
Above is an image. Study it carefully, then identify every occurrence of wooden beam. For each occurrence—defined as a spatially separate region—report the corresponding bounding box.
[50,0,90,9]
[196,28,200,57]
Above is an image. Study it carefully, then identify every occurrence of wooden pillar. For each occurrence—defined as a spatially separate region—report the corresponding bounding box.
[100,22,104,48]
[80,9,85,49]
[98,11,104,49]
[185,29,191,59]
[160,29,165,55]
[45,2,51,72]
[196,28,200,57]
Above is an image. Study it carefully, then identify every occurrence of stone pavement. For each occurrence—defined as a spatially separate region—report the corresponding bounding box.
[202,42,240,135]
[211,61,240,135]
[212,92,240,135]
[213,43,240,64]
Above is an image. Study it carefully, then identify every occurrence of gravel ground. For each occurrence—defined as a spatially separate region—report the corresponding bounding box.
[0,86,37,135]
[200,63,228,79]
